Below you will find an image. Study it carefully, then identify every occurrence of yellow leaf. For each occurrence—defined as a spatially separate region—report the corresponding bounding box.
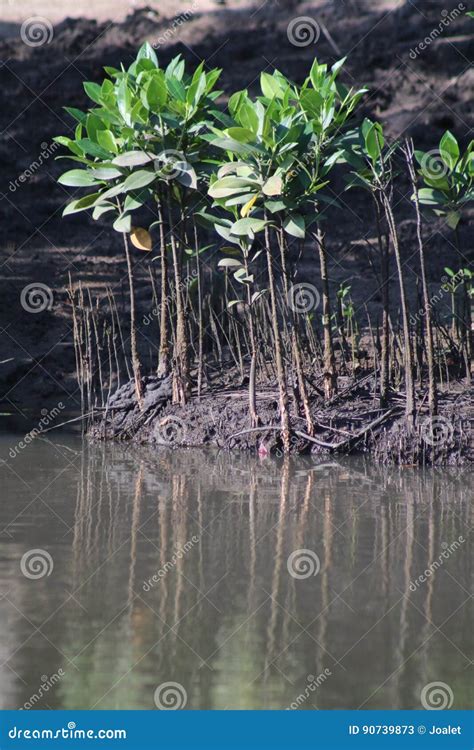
[130,227,152,251]
[240,194,258,218]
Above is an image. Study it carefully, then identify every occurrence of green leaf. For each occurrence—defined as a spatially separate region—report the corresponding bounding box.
[123,170,156,191]
[92,204,115,220]
[113,151,153,167]
[218,258,244,269]
[137,42,159,67]
[58,169,101,187]
[363,122,384,162]
[83,81,103,105]
[230,218,268,236]
[63,192,102,216]
[439,130,459,171]
[417,188,446,206]
[113,213,132,232]
[260,72,284,100]
[446,210,461,229]
[96,130,118,153]
[209,177,260,199]
[90,167,123,180]
[262,174,283,196]
[283,213,305,238]
[117,78,132,124]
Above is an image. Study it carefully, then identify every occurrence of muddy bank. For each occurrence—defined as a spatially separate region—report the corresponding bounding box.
[88,375,474,466]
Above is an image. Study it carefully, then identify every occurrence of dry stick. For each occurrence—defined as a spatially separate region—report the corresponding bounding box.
[373,197,390,406]
[166,197,189,405]
[264,221,290,453]
[454,225,472,381]
[192,217,204,399]
[314,218,338,399]
[106,287,121,389]
[279,228,313,435]
[381,192,415,424]
[405,141,438,416]
[243,252,259,427]
[110,287,131,381]
[68,278,84,425]
[122,231,143,410]
[156,191,170,378]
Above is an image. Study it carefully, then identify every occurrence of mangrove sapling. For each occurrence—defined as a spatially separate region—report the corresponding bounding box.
[342,119,399,406]
[414,131,474,374]
[294,58,367,399]
[345,120,415,421]
[404,139,438,417]
[55,43,223,407]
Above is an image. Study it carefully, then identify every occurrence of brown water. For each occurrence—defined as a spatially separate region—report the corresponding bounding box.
[0,434,472,710]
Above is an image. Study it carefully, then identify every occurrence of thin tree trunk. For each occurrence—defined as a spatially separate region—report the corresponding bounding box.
[122,232,143,409]
[264,222,290,452]
[381,195,415,423]
[374,197,390,406]
[166,198,189,405]
[156,193,170,378]
[315,221,337,400]
[405,141,438,416]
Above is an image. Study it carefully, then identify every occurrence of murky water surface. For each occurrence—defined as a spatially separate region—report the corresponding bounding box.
[0,433,472,709]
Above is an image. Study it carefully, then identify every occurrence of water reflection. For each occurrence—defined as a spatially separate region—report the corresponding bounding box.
[0,437,472,710]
